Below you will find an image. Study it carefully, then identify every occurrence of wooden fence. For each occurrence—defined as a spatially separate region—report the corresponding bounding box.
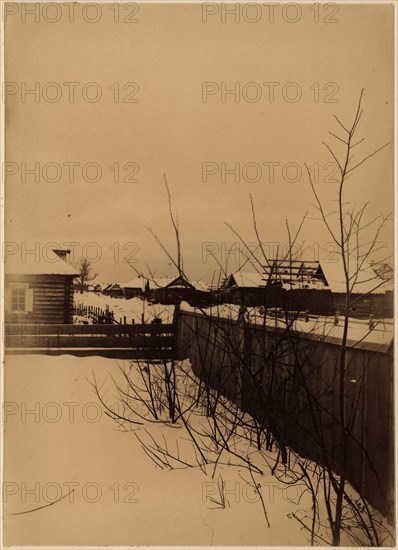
[175,309,394,520]
[4,322,175,360]
[74,302,150,325]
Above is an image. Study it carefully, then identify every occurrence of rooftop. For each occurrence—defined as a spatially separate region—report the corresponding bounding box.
[5,249,79,276]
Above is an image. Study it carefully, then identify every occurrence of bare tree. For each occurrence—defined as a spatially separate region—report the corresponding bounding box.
[92,139,393,547]
[74,257,98,294]
[305,88,391,545]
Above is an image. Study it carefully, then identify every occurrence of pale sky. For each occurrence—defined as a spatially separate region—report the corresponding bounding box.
[4,2,394,283]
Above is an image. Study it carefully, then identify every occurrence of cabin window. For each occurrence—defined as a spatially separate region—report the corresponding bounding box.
[5,284,34,313]
[11,288,26,311]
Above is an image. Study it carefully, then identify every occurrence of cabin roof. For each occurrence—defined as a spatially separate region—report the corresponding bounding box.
[123,277,145,289]
[228,271,266,288]
[108,283,123,290]
[147,277,176,289]
[5,249,79,276]
[124,275,208,292]
[320,259,393,294]
[147,275,191,290]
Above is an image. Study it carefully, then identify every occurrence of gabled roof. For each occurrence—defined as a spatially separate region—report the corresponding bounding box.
[102,283,113,291]
[123,277,145,289]
[164,275,195,289]
[320,259,393,294]
[228,271,266,288]
[5,249,79,276]
[145,275,209,292]
[108,283,123,290]
[147,277,176,290]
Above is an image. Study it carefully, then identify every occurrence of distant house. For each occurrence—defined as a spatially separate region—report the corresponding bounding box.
[320,259,393,318]
[123,277,145,299]
[319,259,393,295]
[4,249,79,324]
[221,259,393,317]
[93,283,103,293]
[102,283,113,295]
[104,283,124,298]
[263,260,328,289]
[147,275,209,305]
[222,271,269,306]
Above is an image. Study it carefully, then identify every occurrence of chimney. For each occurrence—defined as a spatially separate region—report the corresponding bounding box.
[53,249,71,262]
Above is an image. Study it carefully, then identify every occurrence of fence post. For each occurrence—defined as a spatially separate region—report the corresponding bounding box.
[237,308,249,411]
[172,303,181,360]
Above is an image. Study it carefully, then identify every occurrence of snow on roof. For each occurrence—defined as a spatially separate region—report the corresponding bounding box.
[147,277,175,290]
[5,249,79,276]
[180,302,393,353]
[123,277,145,289]
[230,271,266,288]
[320,259,393,294]
[191,280,209,292]
[102,283,114,291]
[106,283,123,290]
[141,275,209,292]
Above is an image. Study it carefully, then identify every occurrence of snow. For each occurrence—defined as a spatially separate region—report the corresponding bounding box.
[180,302,394,353]
[2,354,308,546]
[320,259,393,294]
[74,292,175,324]
[4,353,392,546]
[4,249,79,276]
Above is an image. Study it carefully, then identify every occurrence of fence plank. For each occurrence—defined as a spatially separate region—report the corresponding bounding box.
[5,335,174,349]
[4,323,174,336]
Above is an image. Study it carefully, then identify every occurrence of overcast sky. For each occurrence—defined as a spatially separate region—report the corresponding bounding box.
[4,3,394,284]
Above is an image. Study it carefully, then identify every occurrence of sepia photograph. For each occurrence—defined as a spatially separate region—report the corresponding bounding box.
[1,1,396,547]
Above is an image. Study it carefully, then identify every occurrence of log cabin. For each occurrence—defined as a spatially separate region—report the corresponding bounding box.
[123,276,144,299]
[4,249,79,324]
[222,271,270,306]
[147,275,209,305]
[222,261,393,318]
[103,283,124,298]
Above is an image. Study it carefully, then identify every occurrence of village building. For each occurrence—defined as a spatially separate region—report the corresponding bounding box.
[4,249,79,324]
[320,259,393,318]
[221,259,393,318]
[101,283,113,295]
[262,259,328,289]
[221,271,270,306]
[123,276,145,299]
[146,275,209,305]
[103,283,124,298]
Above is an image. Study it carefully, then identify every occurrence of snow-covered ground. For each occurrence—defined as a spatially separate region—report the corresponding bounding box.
[74,292,175,324]
[4,353,392,546]
[3,354,310,546]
